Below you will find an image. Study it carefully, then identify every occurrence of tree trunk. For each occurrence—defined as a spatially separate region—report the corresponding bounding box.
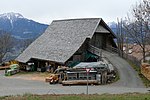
[0,55,2,63]
[142,47,146,63]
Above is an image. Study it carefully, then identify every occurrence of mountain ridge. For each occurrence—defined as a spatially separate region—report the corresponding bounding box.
[0,12,48,39]
[0,12,118,39]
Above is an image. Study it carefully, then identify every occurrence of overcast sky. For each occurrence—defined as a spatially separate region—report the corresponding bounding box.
[0,0,139,24]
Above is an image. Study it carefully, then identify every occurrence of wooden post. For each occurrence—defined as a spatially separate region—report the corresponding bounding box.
[86,72,89,95]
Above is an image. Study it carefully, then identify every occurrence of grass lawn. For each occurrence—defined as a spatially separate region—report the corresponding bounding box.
[0,93,150,100]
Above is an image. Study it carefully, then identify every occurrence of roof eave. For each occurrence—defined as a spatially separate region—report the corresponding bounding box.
[100,19,117,38]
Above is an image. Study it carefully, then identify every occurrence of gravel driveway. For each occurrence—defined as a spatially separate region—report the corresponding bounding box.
[0,71,149,96]
[102,50,144,88]
[0,51,150,96]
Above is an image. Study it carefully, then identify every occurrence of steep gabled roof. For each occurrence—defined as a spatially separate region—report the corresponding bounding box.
[16,18,115,64]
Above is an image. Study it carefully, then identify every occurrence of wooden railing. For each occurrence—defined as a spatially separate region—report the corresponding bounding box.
[105,46,119,53]
[88,44,118,55]
[88,45,102,56]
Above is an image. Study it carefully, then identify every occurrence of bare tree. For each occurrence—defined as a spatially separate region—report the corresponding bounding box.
[116,18,125,57]
[123,0,150,62]
[0,32,13,63]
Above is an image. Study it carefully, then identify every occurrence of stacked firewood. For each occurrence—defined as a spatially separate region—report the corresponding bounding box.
[141,63,150,80]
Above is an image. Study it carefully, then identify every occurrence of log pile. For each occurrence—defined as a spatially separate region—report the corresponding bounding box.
[62,80,99,85]
[141,63,150,80]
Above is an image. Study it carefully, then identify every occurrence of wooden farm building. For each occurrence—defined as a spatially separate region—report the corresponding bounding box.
[16,18,117,72]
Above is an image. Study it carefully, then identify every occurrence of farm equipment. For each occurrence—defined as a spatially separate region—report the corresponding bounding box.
[5,64,20,76]
[45,67,67,84]
[45,67,101,85]
[45,61,116,85]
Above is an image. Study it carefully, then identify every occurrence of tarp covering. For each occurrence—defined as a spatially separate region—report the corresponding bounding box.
[74,61,108,68]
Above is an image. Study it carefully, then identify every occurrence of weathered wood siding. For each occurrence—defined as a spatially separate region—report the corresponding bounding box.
[89,33,108,49]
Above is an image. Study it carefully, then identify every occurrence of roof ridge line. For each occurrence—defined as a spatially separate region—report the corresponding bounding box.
[90,18,102,39]
[53,18,101,22]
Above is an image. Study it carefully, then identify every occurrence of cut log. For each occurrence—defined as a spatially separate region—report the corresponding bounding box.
[62,80,98,85]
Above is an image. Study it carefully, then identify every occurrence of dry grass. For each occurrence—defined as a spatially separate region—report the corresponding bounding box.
[8,71,50,81]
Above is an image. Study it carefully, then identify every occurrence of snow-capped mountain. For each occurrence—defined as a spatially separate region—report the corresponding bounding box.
[0,12,24,20]
[0,12,48,39]
[107,21,117,34]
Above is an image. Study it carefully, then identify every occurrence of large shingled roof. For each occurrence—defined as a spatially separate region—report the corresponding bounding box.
[16,18,115,64]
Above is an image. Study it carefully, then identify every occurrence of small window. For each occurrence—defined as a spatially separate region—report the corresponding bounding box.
[89,77,91,80]
[69,77,72,80]
[73,77,76,80]
[80,77,83,79]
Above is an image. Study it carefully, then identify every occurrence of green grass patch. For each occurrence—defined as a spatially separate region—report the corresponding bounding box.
[113,70,120,83]
[128,61,150,87]
[0,93,150,100]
